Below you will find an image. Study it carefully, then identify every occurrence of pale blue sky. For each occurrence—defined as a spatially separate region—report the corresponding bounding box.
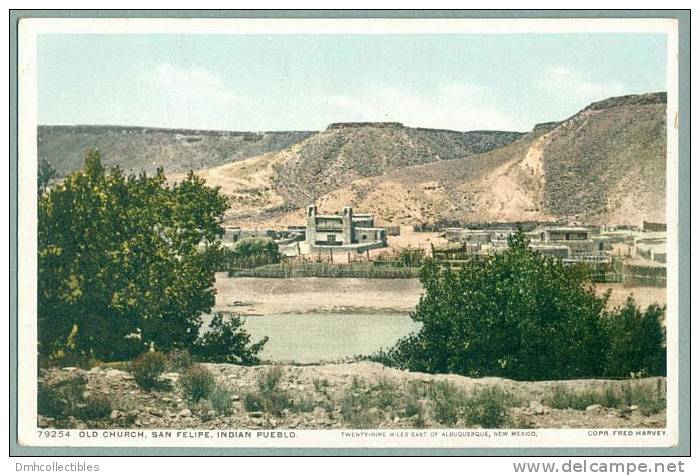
[38,33,667,132]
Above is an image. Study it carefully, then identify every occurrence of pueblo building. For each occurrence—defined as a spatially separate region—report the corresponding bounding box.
[305,205,387,253]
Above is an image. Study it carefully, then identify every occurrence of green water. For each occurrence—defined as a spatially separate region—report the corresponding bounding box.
[237,313,421,363]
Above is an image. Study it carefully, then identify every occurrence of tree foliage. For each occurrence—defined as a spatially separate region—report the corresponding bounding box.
[194,313,268,365]
[38,150,233,360]
[376,230,665,380]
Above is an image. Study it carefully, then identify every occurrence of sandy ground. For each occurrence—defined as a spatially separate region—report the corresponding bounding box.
[214,274,423,315]
[215,274,666,316]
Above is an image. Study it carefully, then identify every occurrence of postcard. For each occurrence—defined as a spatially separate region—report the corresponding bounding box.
[10,12,687,454]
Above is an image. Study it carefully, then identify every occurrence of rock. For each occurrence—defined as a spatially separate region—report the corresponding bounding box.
[586,404,603,412]
[104,369,127,379]
[163,372,180,382]
[110,410,123,420]
[529,401,549,415]
[231,395,241,402]
[149,408,164,417]
[179,409,192,418]
[629,405,639,411]
[248,411,263,418]
[61,367,78,372]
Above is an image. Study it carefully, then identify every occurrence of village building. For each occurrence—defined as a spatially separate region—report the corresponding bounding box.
[305,205,387,253]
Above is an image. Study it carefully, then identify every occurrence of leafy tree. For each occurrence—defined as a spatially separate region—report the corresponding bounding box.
[38,150,232,360]
[603,298,666,377]
[229,237,281,269]
[37,158,56,196]
[194,313,268,364]
[377,231,666,380]
[380,231,611,380]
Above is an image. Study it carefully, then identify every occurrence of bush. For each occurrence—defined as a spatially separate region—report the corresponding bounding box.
[131,351,167,390]
[194,313,268,364]
[376,230,665,380]
[179,365,216,403]
[77,394,113,421]
[209,385,235,416]
[241,367,293,417]
[37,374,88,421]
[191,399,216,422]
[462,387,515,428]
[228,237,281,269]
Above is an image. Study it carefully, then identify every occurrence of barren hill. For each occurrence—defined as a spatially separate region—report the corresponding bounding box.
[221,92,666,227]
[183,123,523,223]
[38,125,315,177]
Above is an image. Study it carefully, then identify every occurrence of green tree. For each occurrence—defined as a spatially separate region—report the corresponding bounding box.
[37,157,56,196]
[194,313,268,365]
[230,237,281,268]
[381,231,611,380]
[603,298,666,377]
[38,150,232,360]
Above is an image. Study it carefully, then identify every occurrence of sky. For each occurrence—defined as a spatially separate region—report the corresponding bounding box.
[37,33,667,132]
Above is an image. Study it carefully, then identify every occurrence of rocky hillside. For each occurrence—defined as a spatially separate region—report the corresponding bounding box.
[38,362,666,430]
[256,92,666,226]
[38,125,315,177]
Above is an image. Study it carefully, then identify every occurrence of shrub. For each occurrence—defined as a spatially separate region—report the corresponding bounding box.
[542,381,666,416]
[242,367,292,417]
[179,365,216,403]
[194,313,268,364]
[232,237,281,265]
[209,385,235,416]
[131,351,167,390]
[37,374,87,421]
[291,395,316,413]
[313,378,329,393]
[191,399,216,422]
[242,391,264,412]
[430,382,463,425]
[258,366,284,394]
[462,387,515,428]
[77,394,113,421]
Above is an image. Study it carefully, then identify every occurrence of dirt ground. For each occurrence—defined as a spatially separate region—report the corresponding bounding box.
[214,274,666,316]
[39,363,666,430]
[214,275,422,315]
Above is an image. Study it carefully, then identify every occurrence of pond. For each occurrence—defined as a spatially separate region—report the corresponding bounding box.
[217,313,421,364]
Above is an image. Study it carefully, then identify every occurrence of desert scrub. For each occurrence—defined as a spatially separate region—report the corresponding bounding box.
[208,385,235,416]
[313,378,329,393]
[430,382,463,425]
[179,365,216,403]
[131,351,167,390]
[37,374,87,420]
[242,367,293,417]
[291,394,316,413]
[462,387,516,428]
[191,399,216,422]
[543,380,666,416]
[76,393,113,422]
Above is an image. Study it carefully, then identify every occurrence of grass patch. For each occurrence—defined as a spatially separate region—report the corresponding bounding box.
[242,367,298,417]
[542,380,666,415]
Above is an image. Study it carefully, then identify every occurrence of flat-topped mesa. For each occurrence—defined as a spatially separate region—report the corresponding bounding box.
[585,92,667,112]
[326,122,404,131]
